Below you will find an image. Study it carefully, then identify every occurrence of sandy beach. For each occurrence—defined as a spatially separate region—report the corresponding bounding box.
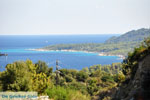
[27,48,125,59]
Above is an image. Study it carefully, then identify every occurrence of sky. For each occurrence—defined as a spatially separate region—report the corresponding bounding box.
[0,0,150,35]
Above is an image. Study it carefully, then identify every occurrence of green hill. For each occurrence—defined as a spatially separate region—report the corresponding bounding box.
[106,28,150,43]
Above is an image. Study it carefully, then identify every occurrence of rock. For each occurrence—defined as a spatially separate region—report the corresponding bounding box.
[112,54,150,100]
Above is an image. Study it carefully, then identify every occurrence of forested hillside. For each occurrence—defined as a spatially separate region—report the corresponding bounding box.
[43,42,139,56]
[106,28,150,43]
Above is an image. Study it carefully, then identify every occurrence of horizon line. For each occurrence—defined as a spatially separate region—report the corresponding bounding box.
[0,33,122,35]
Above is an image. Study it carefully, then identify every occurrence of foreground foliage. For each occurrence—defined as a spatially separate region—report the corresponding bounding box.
[122,37,150,80]
[0,59,124,100]
[111,38,150,100]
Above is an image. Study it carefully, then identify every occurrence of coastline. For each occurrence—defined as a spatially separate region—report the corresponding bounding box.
[27,48,125,59]
[98,53,125,59]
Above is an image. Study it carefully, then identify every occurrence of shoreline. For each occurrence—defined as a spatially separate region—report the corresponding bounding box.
[98,52,125,59]
[27,48,125,59]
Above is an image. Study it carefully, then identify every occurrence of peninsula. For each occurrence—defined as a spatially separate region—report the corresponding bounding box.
[35,28,150,59]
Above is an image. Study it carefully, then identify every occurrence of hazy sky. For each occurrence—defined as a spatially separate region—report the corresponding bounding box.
[0,0,150,35]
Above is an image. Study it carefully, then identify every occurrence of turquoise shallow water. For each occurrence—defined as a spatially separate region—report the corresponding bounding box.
[0,48,122,71]
[0,35,122,71]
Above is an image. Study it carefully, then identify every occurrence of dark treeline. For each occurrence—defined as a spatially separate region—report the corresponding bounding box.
[43,42,139,56]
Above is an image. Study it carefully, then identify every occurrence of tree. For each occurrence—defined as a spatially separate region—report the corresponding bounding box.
[32,73,51,94]
[101,73,114,82]
[87,78,98,95]
[35,60,53,76]
[114,72,125,83]
[0,61,33,91]
[76,71,88,82]
[0,60,52,94]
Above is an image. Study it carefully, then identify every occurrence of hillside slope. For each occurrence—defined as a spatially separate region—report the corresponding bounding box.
[106,28,150,43]
[113,54,150,100]
[112,38,150,100]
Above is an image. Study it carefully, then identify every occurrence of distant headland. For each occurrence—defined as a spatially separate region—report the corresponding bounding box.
[33,28,150,59]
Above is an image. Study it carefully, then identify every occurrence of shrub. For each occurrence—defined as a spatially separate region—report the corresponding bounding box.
[65,75,73,82]
[101,74,114,82]
[45,86,90,100]
[76,71,88,82]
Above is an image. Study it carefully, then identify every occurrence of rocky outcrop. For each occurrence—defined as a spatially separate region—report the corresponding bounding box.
[113,54,150,100]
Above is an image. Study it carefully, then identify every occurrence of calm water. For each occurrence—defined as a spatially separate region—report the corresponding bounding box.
[0,35,122,71]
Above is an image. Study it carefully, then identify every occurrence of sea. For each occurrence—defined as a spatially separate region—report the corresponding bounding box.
[0,35,122,71]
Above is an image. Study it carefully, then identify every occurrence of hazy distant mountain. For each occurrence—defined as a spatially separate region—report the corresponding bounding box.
[106,28,150,43]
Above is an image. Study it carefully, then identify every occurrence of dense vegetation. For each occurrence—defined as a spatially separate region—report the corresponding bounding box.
[112,37,150,100]
[106,28,150,43]
[0,60,124,100]
[42,28,150,56]
[122,37,150,80]
[43,42,139,56]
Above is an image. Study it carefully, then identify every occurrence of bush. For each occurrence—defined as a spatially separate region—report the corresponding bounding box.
[113,72,125,83]
[0,60,52,94]
[35,60,53,76]
[101,74,114,82]
[87,79,98,95]
[0,61,33,91]
[65,75,73,82]
[67,82,88,95]
[76,71,88,82]
[45,86,90,100]
[45,86,68,100]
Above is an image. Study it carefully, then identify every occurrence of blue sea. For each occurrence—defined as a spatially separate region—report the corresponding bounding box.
[0,35,122,71]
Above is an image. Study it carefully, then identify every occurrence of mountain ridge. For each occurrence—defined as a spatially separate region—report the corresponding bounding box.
[106,28,150,43]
